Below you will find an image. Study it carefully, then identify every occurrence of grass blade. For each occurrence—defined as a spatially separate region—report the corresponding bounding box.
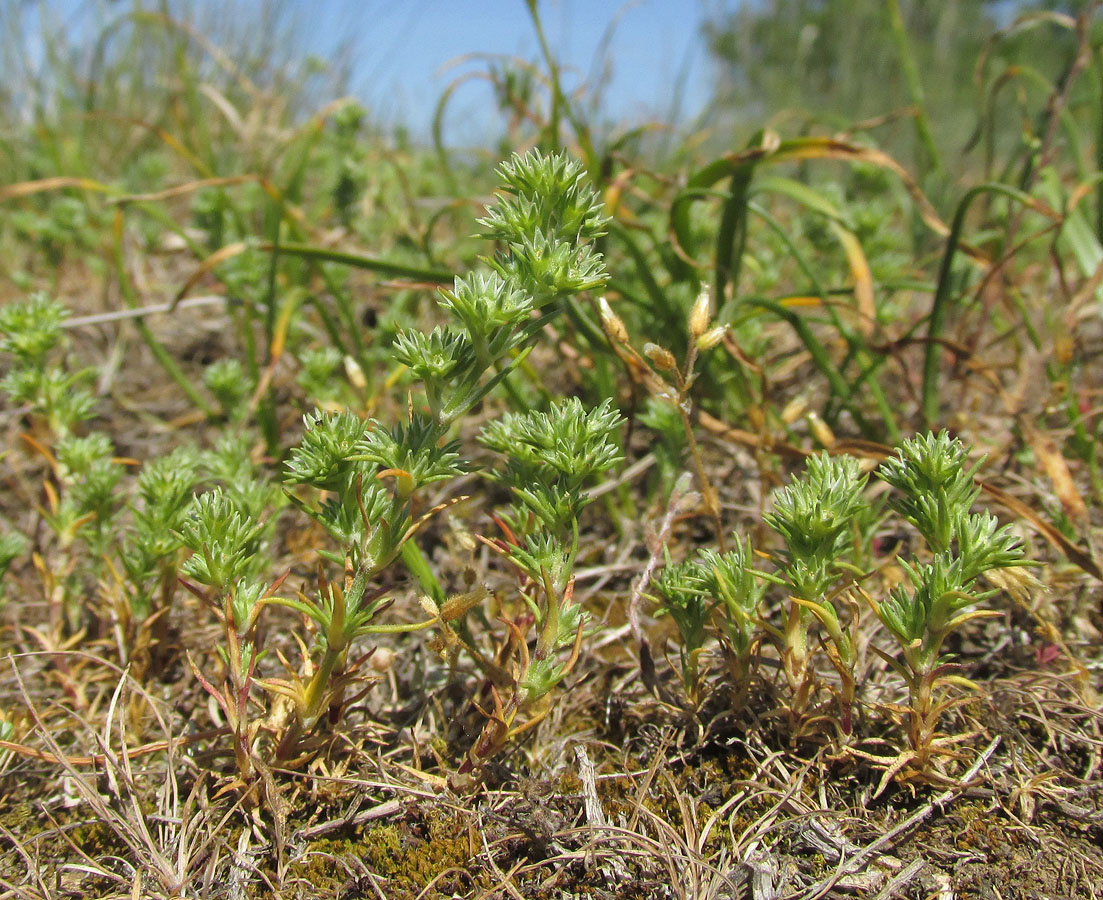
[922,182,1058,426]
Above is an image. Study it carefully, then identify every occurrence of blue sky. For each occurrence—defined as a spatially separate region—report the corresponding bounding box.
[292,0,717,141]
[16,0,719,142]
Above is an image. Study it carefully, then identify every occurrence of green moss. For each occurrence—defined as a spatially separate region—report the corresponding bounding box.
[285,808,478,898]
[70,820,125,855]
[285,838,357,894]
[362,810,473,890]
[360,823,404,875]
[0,802,35,834]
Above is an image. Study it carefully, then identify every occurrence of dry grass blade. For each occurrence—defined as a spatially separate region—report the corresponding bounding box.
[171,242,250,308]
[798,737,1001,900]
[1022,418,1091,529]
[111,174,261,205]
[0,177,112,201]
[829,221,876,337]
[982,482,1102,581]
[4,657,226,897]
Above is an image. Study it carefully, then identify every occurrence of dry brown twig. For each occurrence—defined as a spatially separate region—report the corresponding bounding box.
[795,736,1002,900]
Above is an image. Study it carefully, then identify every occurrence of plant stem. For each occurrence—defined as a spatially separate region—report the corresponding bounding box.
[302,644,343,729]
[783,601,813,728]
[675,347,726,551]
[886,0,943,179]
[111,210,214,416]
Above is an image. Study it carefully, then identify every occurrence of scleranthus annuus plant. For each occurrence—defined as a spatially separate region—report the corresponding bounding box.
[270,409,460,758]
[177,484,275,781]
[868,431,1030,778]
[121,445,202,622]
[446,396,622,779]
[479,150,610,302]
[200,148,618,777]
[0,294,95,438]
[390,273,545,429]
[392,149,610,431]
[696,540,765,706]
[763,451,870,733]
[391,150,619,779]
[652,557,712,705]
[652,537,764,709]
[0,295,126,636]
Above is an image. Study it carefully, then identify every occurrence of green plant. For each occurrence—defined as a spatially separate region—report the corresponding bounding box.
[271,409,461,756]
[390,273,541,429]
[267,144,617,765]
[204,358,255,423]
[652,557,712,704]
[0,294,96,437]
[49,432,123,559]
[652,537,764,708]
[121,445,203,622]
[285,410,460,557]
[177,484,276,781]
[174,434,285,780]
[449,396,623,777]
[382,150,620,778]
[179,489,269,599]
[478,151,609,303]
[0,296,135,634]
[0,530,27,606]
[392,151,609,433]
[763,452,870,733]
[868,431,1028,777]
[696,540,765,704]
[296,346,353,411]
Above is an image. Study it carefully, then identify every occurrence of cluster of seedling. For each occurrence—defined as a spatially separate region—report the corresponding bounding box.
[594,265,1031,776]
[651,433,1030,781]
[0,150,625,785]
[0,149,1038,796]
